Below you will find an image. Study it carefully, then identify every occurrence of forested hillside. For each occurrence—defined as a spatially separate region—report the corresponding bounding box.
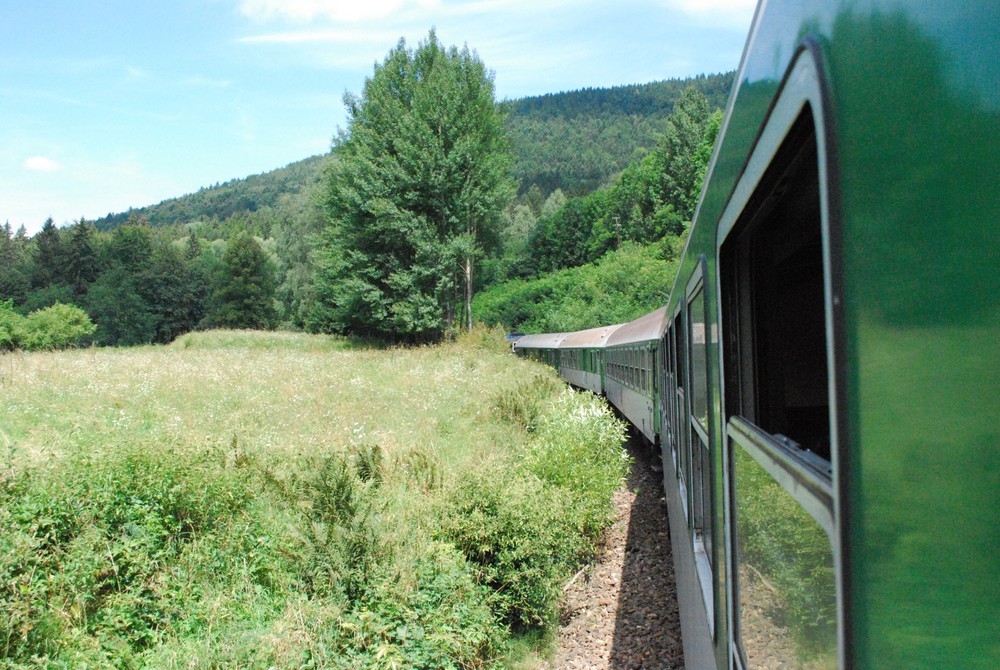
[92,155,328,231]
[508,73,731,195]
[2,68,732,347]
[89,74,732,232]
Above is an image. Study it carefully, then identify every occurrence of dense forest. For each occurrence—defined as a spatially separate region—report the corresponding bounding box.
[507,73,731,195]
[1,70,732,348]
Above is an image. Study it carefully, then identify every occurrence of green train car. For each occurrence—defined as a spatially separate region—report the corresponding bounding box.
[515,0,998,667]
[558,324,621,394]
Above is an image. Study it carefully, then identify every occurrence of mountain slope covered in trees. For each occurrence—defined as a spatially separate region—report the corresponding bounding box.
[3,72,732,346]
[90,74,732,231]
[508,73,731,195]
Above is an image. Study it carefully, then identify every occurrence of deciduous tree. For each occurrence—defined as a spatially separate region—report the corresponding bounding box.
[313,30,514,341]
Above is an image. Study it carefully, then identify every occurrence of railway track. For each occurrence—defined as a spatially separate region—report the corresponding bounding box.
[543,439,684,669]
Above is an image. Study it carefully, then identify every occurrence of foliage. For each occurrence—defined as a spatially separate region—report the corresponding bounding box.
[0,331,627,666]
[507,73,732,195]
[474,242,679,332]
[524,86,720,275]
[91,155,329,231]
[208,233,278,330]
[0,300,96,351]
[440,385,628,631]
[86,267,158,346]
[312,30,515,341]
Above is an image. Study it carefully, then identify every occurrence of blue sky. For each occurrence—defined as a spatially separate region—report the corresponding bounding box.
[1,0,756,234]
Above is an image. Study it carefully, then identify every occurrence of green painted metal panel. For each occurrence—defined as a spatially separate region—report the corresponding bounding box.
[682,1,998,667]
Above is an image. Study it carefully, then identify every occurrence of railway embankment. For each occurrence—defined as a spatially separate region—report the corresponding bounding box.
[543,438,684,669]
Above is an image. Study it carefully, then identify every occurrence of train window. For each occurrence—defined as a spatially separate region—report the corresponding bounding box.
[721,108,837,669]
[674,309,690,520]
[688,287,709,431]
[721,111,830,463]
[687,275,714,567]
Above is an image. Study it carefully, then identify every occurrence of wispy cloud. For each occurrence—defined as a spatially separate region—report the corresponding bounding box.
[664,0,757,27]
[239,29,397,45]
[239,0,418,23]
[125,65,151,81]
[24,156,61,172]
[182,75,233,88]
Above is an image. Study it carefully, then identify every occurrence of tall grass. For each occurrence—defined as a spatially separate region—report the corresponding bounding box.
[0,328,628,668]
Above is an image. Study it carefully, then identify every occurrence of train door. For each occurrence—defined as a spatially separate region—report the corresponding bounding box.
[658,333,669,462]
[674,307,690,523]
[718,98,841,670]
[686,262,716,633]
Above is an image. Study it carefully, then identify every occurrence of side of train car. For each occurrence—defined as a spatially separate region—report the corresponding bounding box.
[514,1,998,668]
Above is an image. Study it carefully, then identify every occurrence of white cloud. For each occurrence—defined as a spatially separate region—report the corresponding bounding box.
[239,0,438,23]
[667,0,757,12]
[663,0,758,26]
[182,75,233,87]
[24,156,61,172]
[239,29,396,44]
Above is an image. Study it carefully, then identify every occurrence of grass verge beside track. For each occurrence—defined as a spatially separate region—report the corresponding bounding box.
[0,328,628,669]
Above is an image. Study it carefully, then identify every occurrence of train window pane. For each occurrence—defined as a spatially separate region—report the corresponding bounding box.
[734,444,836,668]
[689,287,709,430]
[721,113,830,463]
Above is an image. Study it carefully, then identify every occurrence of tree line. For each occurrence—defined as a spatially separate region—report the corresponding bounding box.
[2,32,728,348]
[0,217,285,348]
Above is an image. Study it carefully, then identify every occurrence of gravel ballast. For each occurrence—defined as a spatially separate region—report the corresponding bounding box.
[541,439,685,669]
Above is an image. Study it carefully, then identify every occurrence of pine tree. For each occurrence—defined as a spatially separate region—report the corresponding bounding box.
[63,220,100,299]
[30,218,63,288]
[210,234,277,330]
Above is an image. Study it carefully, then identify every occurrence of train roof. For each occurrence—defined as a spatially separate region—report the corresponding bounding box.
[605,306,668,347]
[559,324,624,349]
[512,332,567,350]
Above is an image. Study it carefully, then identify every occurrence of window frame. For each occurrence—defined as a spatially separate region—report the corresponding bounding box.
[714,45,847,670]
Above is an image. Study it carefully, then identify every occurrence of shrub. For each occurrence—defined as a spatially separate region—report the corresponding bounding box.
[0,300,95,351]
[443,389,629,632]
[0,440,268,664]
[492,373,563,432]
[20,302,96,350]
[439,465,586,631]
[0,300,19,349]
[299,453,386,602]
[523,390,630,536]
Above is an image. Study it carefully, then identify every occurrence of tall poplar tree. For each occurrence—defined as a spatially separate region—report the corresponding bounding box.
[313,30,514,341]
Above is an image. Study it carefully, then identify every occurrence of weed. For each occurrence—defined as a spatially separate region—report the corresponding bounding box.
[492,374,562,432]
[0,330,627,667]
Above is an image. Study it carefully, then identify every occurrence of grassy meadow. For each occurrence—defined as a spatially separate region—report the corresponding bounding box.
[0,329,629,669]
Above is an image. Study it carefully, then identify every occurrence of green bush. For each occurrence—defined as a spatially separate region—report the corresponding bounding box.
[0,300,95,351]
[492,374,563,432]
[440,466,583,631]
[443,387,629,632]
[0,440,269,665]
[473,242,677,333]
[0,301,18,349]
[524,390,630,536]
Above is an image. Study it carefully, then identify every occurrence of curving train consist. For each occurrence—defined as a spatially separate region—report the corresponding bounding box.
[514,1,998,668]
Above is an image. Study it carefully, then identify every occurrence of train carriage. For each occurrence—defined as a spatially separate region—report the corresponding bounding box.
[512,332,566,368]
[604,307,668,445]
[558,324,622,394]
[509,1,997,668]
[656,1,998,668]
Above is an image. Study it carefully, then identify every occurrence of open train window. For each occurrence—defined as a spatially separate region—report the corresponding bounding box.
[721,111,830,464]
[721,106,839,670]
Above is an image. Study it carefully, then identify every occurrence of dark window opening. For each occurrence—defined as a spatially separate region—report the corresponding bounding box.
[722,111,830,463]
